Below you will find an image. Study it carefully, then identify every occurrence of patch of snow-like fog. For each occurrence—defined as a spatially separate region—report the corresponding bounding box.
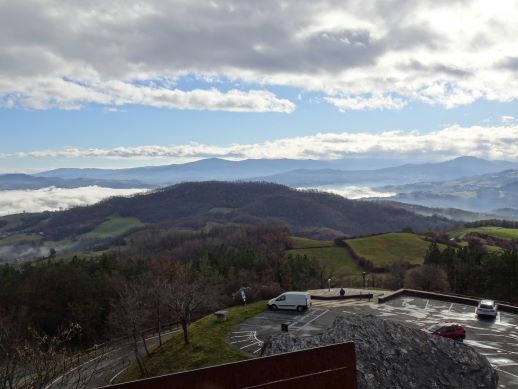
[0,186,148,216]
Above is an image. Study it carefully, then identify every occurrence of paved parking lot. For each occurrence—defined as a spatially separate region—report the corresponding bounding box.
[232,296,518,388]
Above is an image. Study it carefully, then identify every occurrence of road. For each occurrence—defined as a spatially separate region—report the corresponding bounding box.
[233,297,518,388]
[48,329,178,388]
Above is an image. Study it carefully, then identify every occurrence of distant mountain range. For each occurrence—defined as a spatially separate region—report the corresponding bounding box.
[3,156,517,189]
[2,156,517,217]
[256,157,518,187]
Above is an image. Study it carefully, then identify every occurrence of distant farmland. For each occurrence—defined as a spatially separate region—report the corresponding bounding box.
[287,237,363,276]
[345,232,435,267]
[448,227,518,241]
[81,215,144,239]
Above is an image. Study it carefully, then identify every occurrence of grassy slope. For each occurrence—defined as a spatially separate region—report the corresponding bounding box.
[448,227,518,241]
[82,215,144,239]
[287,236,363,276]
[120,301,267,383]
[287,246,363,276]
[0,233,41,247]
[346,232,437,267]
[289,236,334,249]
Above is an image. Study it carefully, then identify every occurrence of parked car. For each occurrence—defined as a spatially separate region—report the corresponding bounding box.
[268,292,311,312]
[422,322,466,341]
[476,299,498,318]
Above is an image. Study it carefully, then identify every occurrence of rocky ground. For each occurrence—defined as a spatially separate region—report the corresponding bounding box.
[261,313,498,389]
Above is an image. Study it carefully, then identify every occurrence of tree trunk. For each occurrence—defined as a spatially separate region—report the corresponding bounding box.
[181,319,189,345]
[132,333,147,377]
[141,333,151,358]
[157,304,162,347]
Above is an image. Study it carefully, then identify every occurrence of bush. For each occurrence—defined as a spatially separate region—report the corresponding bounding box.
[404,265,450,292]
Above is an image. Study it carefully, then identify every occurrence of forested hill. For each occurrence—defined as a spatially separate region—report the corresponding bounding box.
[14,181,455,239]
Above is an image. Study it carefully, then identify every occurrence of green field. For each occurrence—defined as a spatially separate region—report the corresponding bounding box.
[120,301,267,382]
[346,232,436,267]
[289,236,334,249]
[287,237,363,276]
[448,227,518,241]
[0,233,41,247]
[82,215,144,239]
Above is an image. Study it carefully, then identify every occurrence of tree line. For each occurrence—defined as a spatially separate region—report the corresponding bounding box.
[465,219,518,229]
[401,240,518,303]
[0,223,324,385]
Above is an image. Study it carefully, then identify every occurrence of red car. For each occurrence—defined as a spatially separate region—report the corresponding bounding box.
[422,322,466,341]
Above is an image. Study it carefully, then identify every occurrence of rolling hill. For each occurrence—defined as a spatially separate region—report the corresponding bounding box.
[345,232,439,267]
[378,169,518,212]
[0,182,456,261]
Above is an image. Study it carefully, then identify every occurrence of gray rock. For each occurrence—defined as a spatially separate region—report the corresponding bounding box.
[261,314,498,389]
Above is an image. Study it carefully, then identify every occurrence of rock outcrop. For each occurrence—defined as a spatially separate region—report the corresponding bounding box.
[261,314,498,389]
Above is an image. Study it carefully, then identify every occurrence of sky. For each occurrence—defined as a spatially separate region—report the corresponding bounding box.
[1,0,518,172]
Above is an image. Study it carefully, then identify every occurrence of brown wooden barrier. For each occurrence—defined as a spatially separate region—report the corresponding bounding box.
[101,342,357,389]
[311,293,374,301]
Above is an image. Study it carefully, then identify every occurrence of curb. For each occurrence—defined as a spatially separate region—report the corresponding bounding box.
[377,289,518,314]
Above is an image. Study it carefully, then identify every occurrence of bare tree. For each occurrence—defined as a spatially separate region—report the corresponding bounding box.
[164,265,213,346]
[384,260,411,290]
[110,279,151,377]
[1,317,86,389]
[404,265,450,292]
[0,312,22,389]
[147,277,169,348]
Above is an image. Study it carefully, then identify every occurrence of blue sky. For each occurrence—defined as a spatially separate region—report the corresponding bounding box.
[3,96,517,152]
[1,0,518,171]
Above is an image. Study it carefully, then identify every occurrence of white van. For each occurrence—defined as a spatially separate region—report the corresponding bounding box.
[268,292,311,312]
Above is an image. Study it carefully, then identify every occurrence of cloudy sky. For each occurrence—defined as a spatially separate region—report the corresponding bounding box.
[2,0,518,171]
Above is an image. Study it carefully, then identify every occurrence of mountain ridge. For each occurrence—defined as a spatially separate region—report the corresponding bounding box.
[24,156,518,188]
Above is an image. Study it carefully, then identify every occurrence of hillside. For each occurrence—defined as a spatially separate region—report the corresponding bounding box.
[372,201,510,222]
[0,182,456,261]
[448,226,518,241]
[378,169,518,212]
[5,182,455,239]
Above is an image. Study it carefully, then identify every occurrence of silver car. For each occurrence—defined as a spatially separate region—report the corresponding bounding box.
[476,299,498,318]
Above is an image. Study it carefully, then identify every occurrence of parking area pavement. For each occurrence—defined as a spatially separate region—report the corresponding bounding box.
[230,307,340,355]
[232,297,518,388]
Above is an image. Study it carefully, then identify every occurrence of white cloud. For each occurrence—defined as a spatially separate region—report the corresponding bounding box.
[0,186,148,216]
[502,115,515,124]
[324,94,407,111]
[0,0,518,110]
[8,124,518,162]
[1,78,294,112]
